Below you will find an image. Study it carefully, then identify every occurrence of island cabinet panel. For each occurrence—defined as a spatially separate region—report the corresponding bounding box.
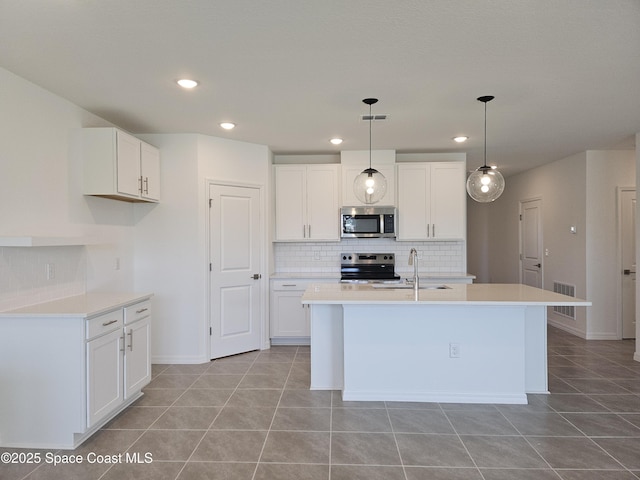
[397,162,466,240]
[0,294,152,449]
[341,305,527,403]
[274,164,340,241]
[83,127,160,203]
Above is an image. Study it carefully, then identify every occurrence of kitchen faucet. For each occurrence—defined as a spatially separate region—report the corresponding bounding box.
[408,248,419,294]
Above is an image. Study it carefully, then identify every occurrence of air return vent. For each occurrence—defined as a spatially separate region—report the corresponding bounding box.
[553,281,576,319]
[361,114,388,121]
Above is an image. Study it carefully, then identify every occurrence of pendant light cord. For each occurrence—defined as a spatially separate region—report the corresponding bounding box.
[483,100,487,169]
[368,102,372,170]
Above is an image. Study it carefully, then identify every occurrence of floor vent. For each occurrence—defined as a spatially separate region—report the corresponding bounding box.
[553,281,576,319]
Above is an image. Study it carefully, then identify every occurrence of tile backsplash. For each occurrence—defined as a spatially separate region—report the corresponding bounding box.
[0,246,86,311]
[274,239,466,275]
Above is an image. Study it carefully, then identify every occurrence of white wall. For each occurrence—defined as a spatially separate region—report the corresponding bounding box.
[636,133,640,361]
[134,134,270,364]
[0,67,136,310]
[470,149,636,340]
[585,150,636,339]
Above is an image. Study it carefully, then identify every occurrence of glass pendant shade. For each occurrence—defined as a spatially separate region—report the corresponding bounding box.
[353,167,387,204]
[354,97,388,204]
[466,167,505,202]
[466,95,505,203]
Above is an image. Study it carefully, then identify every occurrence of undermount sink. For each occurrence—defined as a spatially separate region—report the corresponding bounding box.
[371,283,451,290]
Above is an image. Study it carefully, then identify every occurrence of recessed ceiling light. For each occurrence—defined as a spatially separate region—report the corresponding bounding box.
[177,79,198,89]
[453,136,469,143]
[220,122,236,130]
[330,138,343,145]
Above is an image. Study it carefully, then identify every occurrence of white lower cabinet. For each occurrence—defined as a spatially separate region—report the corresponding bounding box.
[124,301,152,399]
[87,300,152,428]
[0,294,152,449]
[270,278,336,344]
[87,328,124,428]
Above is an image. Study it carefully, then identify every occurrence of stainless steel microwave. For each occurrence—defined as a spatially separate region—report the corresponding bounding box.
[340,206,396,238]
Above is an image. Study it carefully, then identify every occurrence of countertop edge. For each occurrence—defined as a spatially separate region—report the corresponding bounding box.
[0,292,154,318]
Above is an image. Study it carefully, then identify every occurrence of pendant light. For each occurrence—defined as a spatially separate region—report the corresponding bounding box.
[466,95,505,203]
[353,98,388,204]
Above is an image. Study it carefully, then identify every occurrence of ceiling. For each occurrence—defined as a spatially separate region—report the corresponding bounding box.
[1,0,639,176]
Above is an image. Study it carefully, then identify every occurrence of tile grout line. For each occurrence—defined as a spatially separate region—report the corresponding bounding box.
[250,346,298,480]
[170,352,260,480]
[383,401,408,480]
[439,403,487,480]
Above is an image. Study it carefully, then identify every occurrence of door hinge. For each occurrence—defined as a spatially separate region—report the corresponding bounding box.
[209,263,212,271]
[209,198,212,208]
[519,214,522,221]
[209,327,212,335]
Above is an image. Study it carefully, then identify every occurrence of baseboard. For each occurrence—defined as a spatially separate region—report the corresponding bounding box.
[270,337,310,346]
[151,354,209,365]
[548,319,585,338]
[585,332,620,340]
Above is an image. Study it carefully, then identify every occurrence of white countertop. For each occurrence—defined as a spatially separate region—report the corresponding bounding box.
[0,293,153,318]
[301,283,590,306]
[271,272,475,280]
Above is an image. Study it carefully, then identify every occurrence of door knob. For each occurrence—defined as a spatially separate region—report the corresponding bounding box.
[251,273,262,280]
[535,263,541,268]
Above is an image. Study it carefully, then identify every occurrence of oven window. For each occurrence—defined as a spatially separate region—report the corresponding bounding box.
[344,215,380,233]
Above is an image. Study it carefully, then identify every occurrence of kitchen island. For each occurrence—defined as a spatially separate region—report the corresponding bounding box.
[302,283,590,404]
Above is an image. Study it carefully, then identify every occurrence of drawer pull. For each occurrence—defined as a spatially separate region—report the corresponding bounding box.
[282,284,297,287]
[135,307,148,314]
[102,319,119,326]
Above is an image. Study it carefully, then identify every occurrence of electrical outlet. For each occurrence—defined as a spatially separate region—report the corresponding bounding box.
[449,343,460,358]
[114,257,120,270]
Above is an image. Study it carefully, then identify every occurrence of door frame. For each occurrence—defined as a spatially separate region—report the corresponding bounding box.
[616,186,636,339]
[519,195,544,288]
[206,179,269,360]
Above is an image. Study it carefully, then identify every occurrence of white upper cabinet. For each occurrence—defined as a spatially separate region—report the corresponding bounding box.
[83,128,160,203]
[340,150,396,206]
[397,162,466,241]
[274,164,340,241]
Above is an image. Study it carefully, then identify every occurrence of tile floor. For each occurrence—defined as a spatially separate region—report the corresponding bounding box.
[2,326,640,480]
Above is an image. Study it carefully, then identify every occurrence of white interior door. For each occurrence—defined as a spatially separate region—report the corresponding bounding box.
[210,184,262,359]
[621,189,636,339]
[521,198,543,288]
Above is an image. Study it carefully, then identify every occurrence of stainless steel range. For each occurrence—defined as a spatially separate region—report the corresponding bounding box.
[340,253,401,283]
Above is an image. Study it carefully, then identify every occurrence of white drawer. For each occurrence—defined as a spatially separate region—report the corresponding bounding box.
[272,280,310,291]
[86,309,123,340]
[124,300,151,325]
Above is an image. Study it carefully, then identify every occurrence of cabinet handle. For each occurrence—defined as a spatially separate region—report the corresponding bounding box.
[432,224,435,237]
[120,335,125,352]
[135,307,148,314]
[138,176,143,194]
[102,319,119,326]
[127,330,133,351]
[143,177,149,194]
[303,225,306,238]
[308,224,311,237]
